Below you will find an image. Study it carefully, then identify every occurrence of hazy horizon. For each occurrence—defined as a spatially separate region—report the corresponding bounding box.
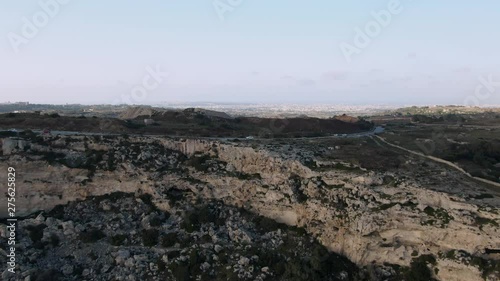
[2,1,500,105]
[2,99,500,107]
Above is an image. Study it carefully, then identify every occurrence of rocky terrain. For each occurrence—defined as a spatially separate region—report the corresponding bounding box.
[1,132,499,280]
[0,107,373,138]
[1,193,363,281]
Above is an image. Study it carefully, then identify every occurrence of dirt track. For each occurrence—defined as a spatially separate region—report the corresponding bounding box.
[373,135,500,189]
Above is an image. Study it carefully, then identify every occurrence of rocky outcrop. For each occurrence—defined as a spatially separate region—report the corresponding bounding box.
[2,194,364,281]
[1,138,29,155]
[118,106,156,119]
[0,135,499,281]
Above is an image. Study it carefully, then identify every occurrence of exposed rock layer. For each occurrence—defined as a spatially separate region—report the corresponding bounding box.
[0,135,499,281]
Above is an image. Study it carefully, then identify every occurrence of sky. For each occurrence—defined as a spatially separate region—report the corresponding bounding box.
[1,0,499,105]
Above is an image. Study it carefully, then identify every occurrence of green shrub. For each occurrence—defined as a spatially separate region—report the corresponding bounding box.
[110,234,127,246]
[403,255,437,281]
[139,193,159,211]
[156,258,166,271]
[475,217,499,229]
[253,216,282,233]
[382,175,397,186]
[474,193,494,199]
[150,216,163,227]
[185,154,211,172]
[424,207,453,225]
[49,233,60,247]
[236,172,262,180]
[25,224,47,243]
[142,229,159,246]
[161,233,178,247]
[30,269,63,281]
[79,228,106,243]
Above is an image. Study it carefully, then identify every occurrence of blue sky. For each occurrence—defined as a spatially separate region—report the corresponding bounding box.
[1,0,500,105]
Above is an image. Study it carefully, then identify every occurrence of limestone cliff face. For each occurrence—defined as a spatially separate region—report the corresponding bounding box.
[0,135,499,281]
